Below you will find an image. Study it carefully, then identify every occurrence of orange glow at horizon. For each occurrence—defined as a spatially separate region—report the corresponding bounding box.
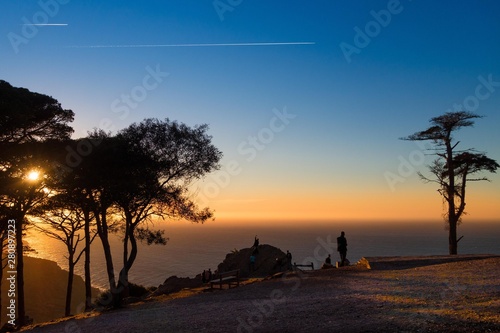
[200,186,500,225]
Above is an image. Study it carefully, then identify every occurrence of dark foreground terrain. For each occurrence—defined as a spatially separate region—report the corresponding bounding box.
[21,254,500,333]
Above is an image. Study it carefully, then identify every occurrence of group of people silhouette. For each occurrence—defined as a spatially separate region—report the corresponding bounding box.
[201,268,212,283]
[321,231,349,268]
[250,231,348,273]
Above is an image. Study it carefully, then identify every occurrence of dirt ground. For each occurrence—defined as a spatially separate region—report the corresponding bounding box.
[20,254,500,333]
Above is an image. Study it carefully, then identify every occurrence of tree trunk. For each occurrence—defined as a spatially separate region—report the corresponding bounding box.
[83,210,92,311]
[100,233,116,291]
[449,168,468,255]
[445,135,458,255]
[121,212,130,299]
[95,210,117,306]
[126,227,139,274]
[448,217,458,255]
[65,253,74,317]
[118,222,138,300]
[101,233,120,308]
[15,217,25,327]
[118,214,137,297]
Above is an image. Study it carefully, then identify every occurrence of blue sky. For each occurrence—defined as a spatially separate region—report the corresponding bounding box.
[1,1,500,222]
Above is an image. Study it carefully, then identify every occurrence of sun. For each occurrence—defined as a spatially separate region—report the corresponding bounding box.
[27,170,40,181]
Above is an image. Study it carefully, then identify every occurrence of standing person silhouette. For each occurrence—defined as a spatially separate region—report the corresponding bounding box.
[252,235,259,254]
[253,235,259,247]
[286,250,292,270]
[337,231,348,267]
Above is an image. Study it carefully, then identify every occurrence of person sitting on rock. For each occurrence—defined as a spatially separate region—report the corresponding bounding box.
[325,254,332,265]
[321,254,334,269]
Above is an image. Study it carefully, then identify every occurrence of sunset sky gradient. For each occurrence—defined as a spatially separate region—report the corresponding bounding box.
[1,1,499,224]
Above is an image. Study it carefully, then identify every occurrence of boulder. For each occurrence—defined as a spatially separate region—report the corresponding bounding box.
[216,244,288,278]
[151,275,203,297]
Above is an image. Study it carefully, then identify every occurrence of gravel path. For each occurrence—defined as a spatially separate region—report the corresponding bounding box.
[21,255,500,333]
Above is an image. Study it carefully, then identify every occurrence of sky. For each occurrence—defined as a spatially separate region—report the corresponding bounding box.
[1,0,500,225]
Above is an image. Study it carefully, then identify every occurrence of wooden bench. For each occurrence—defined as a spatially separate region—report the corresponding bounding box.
[293,262,314,270]
[210,270,240,289]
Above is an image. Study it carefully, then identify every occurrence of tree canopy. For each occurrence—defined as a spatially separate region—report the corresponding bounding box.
[0,80,223,324]
[0,80,74,144]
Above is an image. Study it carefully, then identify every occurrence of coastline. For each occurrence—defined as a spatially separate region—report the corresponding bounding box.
[19,254,500,333]
[23,220,500,291]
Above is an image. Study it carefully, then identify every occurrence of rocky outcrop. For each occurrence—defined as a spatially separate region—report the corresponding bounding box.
[152,244,290,297]
[216,244,288,278]
[150,276,203,297]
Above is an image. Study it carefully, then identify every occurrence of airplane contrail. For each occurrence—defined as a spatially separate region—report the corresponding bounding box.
[22,23,68,26]
[66,41,316,48]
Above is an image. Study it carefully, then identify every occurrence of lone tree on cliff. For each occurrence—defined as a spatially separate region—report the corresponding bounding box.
[402,111,498,255]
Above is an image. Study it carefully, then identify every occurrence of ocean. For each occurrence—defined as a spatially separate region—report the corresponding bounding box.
[25,220,500,291]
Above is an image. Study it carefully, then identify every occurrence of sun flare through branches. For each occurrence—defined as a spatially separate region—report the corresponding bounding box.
[26,170,41,181]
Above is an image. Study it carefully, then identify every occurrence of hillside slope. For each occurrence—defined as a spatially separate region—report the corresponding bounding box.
[1,256,100,325]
